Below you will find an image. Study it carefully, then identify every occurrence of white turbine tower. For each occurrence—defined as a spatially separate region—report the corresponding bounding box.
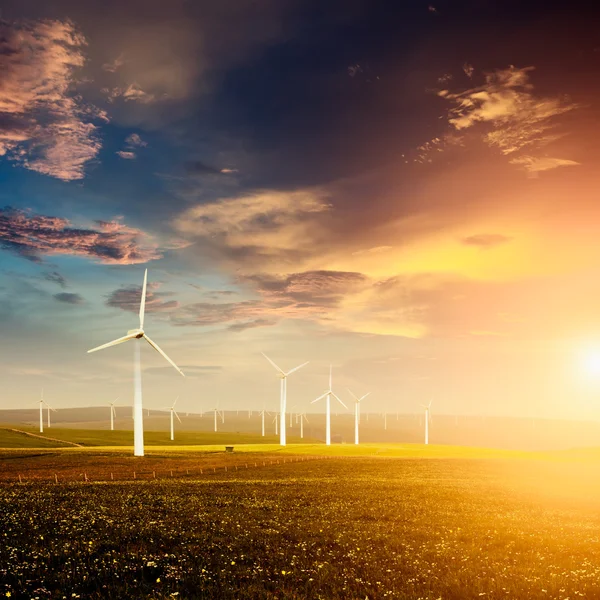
[166,397,181,441]
[421,400,432,445]
[45,400,56,428]
[299,412,309,439]
[259,405,271,437]
[312,365,347,445]
[108,398,119,431]
[261,353,308,446]
[347,389,370,445]
[213,404,223,432]
[87,269,184,457]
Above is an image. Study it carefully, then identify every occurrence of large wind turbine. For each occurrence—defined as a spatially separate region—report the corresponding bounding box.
[166,397,181,441]
[421,400,432,445]
[347,389,370,445]
[312,365,347,445]
[87,269,184,457]
[262,353,308,446]
[108,398,119,431]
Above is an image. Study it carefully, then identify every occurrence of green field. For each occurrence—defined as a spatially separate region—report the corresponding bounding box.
[0,426,313,449]
[2,446,600,598]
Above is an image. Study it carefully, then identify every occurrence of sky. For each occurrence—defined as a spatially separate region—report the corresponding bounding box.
[2,0,600,419]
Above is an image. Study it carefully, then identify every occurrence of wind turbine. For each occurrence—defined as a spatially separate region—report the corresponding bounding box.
[312,365,347,445]
[166,397,181,441]
[46,400,56,428]
[273,412,279,436]
[347,389,370,445]
[108,398,119,431]
[87,269,184,457]
[299,412,309,439]
[38,391,44,433]
[213,404,223,432]
[259,405,270,437]
[421,400,432,445]
[261,353,308,446]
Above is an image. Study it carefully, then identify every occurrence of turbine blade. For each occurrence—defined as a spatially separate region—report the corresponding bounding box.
[329,364,332,389]
[139,268,148,330]
[311,392,328,404]
[332,392,348,410]
[285,361,309,376]
[173,396,179,408]
[87,333,137,354]
[143,335,185,377]
[174,410,182,424]
[360,392,371,402]
[261,352,284,375]
[347,388,360,401]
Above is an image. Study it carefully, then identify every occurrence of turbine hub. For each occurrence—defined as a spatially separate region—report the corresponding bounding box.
[127,328,145,338]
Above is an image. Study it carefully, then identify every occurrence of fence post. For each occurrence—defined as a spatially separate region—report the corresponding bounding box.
[18,474,22,484]
[111,473,114,481]
[133,471,136,480]
[153,471,156,479]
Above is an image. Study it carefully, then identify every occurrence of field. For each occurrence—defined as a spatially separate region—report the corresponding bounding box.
[3,443,600,599]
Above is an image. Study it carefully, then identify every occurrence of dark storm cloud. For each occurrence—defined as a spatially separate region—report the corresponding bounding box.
[53,292,84,304]
[0,207,161,264]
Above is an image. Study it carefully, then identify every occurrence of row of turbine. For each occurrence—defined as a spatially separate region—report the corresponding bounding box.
[84,269,432,457]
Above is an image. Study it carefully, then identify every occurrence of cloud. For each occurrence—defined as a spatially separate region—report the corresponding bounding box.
[104,82,158,104]
[173,270,370,331]
[172,189,331,269]
[45,271,67,288]
[0,18,107,180]
[461,234,513,249]
[351,246,393,256]
[102,53,126,73]
[437,66,578,171]
[116,150,136,160]
[106,282,179,314]
[185,161,236,176]
[0,207,161,264]
[53,292,84,304]
[125,133,147,148]
[508,155,580,174]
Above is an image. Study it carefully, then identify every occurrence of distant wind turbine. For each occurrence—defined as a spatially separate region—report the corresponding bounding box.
[108,398,119,431]
[273,412,279,436]
[87,269,184,457]
[347,389,370,445]
[37,390,55,432]
[259,405,271,437]
[262,353,308,446]
[312,365,347,445]
[213,404,223,432]
[166,397,181,441]
[421,400,432,445]
[299,412,309,439]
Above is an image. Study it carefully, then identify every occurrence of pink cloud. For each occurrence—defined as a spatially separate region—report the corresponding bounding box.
[0,19,106,180]
[0,208,161,264]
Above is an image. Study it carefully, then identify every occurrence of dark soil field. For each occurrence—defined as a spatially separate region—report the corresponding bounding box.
[2,454,600,599]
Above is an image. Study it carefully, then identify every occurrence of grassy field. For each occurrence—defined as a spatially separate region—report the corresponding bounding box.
[3,448,600,598]
[0,426,313,448]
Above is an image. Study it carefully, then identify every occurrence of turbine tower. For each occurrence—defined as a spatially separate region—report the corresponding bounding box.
[347,389,370,445]
[87,269,184,457]
[299,412,309,439]
[213,404,223,432]
[46,400,56,428]
[108,398,119,431]
[166,397,181,441]
[312,365,347,445]
[421,400,432,445]
[261,353,308,446]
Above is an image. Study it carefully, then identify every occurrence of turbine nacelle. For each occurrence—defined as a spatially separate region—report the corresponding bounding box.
[127,328,145,338]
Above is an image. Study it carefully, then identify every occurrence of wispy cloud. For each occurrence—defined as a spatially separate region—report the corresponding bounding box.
[437,66,579,172]
[116,133,147,160]
[461,234,513,249]
[53,292,84,304]
[173,189,331,269]
[116,151,136,160]
[0,19,107,180]
[45,271,67,288]
[102,53,126,73]
[0,207,161,264]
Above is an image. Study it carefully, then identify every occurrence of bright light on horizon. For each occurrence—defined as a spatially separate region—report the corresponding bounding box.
[581,349,600,379]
